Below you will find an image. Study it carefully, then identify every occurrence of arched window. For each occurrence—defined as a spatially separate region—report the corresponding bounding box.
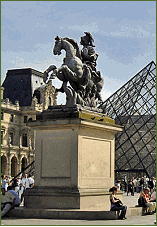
[9,132,14,145]
[1,126,6,145]
[8,127,15,146]
[11,156,17,177]
[33,90,40,103]
[24,116,28,123]
[22,133,27,147]
[21,157,27,172]
[1,131,3,144]
[10,114,14,122]
[48,97,51,106]
[1,155,7,175]
[1,112,4,120]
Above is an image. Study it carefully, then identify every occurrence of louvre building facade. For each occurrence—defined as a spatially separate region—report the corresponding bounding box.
[1,68,57,177]
[99,61,156,179]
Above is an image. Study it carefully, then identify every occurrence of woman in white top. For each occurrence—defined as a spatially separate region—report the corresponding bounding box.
[150,188,156,202]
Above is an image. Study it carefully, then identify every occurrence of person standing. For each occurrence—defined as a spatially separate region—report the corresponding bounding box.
[1,175,7,190]
[18,182,24,202]
[146,176,149,187]
[148,178,154,193]
[14,178,20,194]
[5,176,10,191]
[21,174,30,189]
[24,174,30,189]
[116,180,121,190]
[28,174,34,188]
[20,174,26,202]
[131,178,135,196]
[133,178,138,192]
[21,174,25,189]
[127,179,134,196]
[150,188,156,202]
[139,177,144,192]
[1,175,10,191]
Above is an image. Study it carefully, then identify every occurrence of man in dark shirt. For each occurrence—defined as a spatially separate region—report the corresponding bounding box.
[148,178,154,193]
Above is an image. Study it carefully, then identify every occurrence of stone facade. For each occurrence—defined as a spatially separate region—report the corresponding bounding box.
[1,68,57,177]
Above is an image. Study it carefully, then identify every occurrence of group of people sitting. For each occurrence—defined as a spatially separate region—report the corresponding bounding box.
[138,187,156,215]
[1,186,21,217]
[109,186,156,220]
[1,173,34,218]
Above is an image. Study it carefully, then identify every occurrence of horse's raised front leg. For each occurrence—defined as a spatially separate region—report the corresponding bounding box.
[53,65,78,94]
[43,65,57,83]
[55,65,78,82]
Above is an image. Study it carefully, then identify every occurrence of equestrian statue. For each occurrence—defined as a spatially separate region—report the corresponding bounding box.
[43,32,104,107]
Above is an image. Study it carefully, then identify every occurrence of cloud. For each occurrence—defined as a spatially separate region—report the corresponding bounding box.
[101,75,125,101]
[1,1,156,106]
[1,49,63,83]
[101,90,112,101]
[59,22,99,33]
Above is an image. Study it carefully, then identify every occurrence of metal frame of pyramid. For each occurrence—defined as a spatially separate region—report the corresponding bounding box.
[99,61,156,178]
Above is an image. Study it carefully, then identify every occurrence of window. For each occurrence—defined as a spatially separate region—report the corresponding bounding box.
[33,90,40,103]
[10,114,14,122]
[9,132,14,145]
[48,97,51,106]
[1,126,6,144]
[24,116,28,123]
[1,112,4,120]
[22,134,27,147]
[1,131,4,144]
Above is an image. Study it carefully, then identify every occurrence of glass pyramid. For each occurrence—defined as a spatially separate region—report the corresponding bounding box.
[99,61,156,178]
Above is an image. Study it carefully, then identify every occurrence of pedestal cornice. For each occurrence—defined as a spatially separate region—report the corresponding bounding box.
[27,105,123,133]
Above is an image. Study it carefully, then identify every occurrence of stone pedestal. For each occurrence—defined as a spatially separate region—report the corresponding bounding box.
[25,105,123,210]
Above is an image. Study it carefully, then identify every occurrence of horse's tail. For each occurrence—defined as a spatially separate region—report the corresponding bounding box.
[63,37,82,60]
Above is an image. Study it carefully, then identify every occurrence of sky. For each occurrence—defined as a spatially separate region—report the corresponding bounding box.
[1,1,156,105]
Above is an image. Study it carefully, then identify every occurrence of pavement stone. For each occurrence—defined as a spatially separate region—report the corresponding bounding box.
[1,192,156,226]
[1,213,156,226]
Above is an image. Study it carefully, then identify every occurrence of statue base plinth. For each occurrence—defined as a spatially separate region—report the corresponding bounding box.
[25,187,123,210]
[25,106,123,210]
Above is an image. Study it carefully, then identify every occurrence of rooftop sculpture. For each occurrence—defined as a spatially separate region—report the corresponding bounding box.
[44,32,104,107]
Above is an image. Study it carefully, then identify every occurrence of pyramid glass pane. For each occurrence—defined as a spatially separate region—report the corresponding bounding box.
[99,61,156,178]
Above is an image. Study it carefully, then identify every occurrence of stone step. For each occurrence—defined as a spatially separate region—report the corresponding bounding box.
[126,206,143,217]
[8,206,142,220]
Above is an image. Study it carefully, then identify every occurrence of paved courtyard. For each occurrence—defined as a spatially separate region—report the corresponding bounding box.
[1,192,156,226]
[1,213,156,226]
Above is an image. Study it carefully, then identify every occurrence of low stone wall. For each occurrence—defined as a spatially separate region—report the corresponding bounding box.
[8,206,142,220]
